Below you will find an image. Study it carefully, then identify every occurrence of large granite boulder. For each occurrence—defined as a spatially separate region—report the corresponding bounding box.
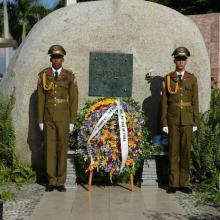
[0,0,210,166]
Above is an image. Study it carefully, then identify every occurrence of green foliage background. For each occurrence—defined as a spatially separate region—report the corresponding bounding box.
[0,91,36,200]
[0,91,15,168]
[191,89,220,204]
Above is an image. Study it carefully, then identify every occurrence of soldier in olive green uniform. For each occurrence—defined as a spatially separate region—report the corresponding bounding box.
[161,47,199,194]
[37,45,78,192]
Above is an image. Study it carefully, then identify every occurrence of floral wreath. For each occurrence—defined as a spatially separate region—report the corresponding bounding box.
[75,98,156,179]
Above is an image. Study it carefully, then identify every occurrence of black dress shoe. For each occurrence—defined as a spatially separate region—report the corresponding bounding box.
[57,185,66,192]
[166,187,177,194]
[45,185,55,192]
[180,187,192,194]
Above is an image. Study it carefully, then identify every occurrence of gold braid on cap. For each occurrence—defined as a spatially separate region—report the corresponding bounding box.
[42,72,54,91]
[167,75,179,94]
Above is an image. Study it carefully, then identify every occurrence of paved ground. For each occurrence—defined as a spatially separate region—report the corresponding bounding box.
[26,185,188,220]
[3,183,220,220]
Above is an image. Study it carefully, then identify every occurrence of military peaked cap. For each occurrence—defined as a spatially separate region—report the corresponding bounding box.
[172,47,190,58]
[48,45,66,57]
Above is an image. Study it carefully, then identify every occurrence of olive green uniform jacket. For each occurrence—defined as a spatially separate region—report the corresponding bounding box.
[37,67,78,124]
[161,71,199,127]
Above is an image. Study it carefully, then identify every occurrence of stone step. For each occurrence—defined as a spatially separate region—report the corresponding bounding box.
[142,158,158,187]
[66,150,77,188]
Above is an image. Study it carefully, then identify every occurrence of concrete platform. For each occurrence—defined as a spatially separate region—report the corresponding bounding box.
[26,185,188,220]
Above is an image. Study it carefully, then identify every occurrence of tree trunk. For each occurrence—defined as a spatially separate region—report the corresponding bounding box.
[3,0,9,73]
[22,22,26,41]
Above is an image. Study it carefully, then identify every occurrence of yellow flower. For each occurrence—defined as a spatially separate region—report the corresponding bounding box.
[137,131,141,136]
[134,118,138,123]
[110,141,117,148]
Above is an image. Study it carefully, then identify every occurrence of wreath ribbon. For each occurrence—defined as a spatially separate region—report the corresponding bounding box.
[117,99,128,172]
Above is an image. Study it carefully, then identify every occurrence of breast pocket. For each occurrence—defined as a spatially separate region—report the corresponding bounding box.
[57,83,69,98]
[184,85,192,92]
[184,84,193,99]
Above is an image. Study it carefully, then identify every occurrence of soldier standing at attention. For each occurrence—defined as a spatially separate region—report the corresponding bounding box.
[37,45,78,192]
[161,47,199,194]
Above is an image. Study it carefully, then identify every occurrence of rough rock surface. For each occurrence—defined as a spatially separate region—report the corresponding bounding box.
[0,0,210,165]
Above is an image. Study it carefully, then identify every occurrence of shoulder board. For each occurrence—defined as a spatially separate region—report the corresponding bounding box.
[184,71,193,78]
[65,68,75,75]
[168,71,177,78]
[38,67,52,77]
[60,68,68,77]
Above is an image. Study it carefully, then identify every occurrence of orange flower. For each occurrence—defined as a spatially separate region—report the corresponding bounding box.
[111,152,117,160]
[128,138,134,146]
[110,168,116,176]
[133,135,139,142]
[125,159,133,166]
[85,161,99,173]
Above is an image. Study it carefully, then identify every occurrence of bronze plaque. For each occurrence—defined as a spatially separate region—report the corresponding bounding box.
[89,52,133,97]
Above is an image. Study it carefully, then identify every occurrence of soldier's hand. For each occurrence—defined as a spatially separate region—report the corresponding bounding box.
[69,124,74,133]
[39,123,44,131]
[162,126,168,134]
[193,126,198,132]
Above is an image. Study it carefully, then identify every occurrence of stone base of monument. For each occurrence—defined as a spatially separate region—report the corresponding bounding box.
[66,150,77,188]
[141,158,158,186]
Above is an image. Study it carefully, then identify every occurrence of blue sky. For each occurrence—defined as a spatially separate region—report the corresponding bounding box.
[41,0,59,8]
[0,0,59,8]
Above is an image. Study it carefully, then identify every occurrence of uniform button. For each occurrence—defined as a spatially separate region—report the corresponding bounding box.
[54,97,56,99]
[54,104,56,106]
[180,88,182,90]
[181,107,183,109]
[180,94,182,96]
[54,91,56,94]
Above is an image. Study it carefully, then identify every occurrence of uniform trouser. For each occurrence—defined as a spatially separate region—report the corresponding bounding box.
[44,121,69,186]
[168,125,192,187]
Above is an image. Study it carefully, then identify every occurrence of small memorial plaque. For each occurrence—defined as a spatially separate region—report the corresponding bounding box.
[89,52,133,97]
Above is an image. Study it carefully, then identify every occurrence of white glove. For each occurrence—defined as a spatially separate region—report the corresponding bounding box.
[193,126,198,132]
[69,124,74,133]
[162,126,169,134]
[39,123,44,131]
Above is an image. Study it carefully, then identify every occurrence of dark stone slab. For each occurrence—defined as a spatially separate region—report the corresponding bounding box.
[89,52,133,97]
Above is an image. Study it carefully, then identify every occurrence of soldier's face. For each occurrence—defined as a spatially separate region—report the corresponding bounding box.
[50,55,64,69]
[174,56,187,71]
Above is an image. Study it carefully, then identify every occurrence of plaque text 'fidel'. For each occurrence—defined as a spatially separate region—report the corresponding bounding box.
[89,52,133,97]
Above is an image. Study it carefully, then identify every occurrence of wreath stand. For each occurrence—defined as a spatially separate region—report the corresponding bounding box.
[88,170,134,192]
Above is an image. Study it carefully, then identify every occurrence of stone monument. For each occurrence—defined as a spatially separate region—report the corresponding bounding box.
[0,0,211,168]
